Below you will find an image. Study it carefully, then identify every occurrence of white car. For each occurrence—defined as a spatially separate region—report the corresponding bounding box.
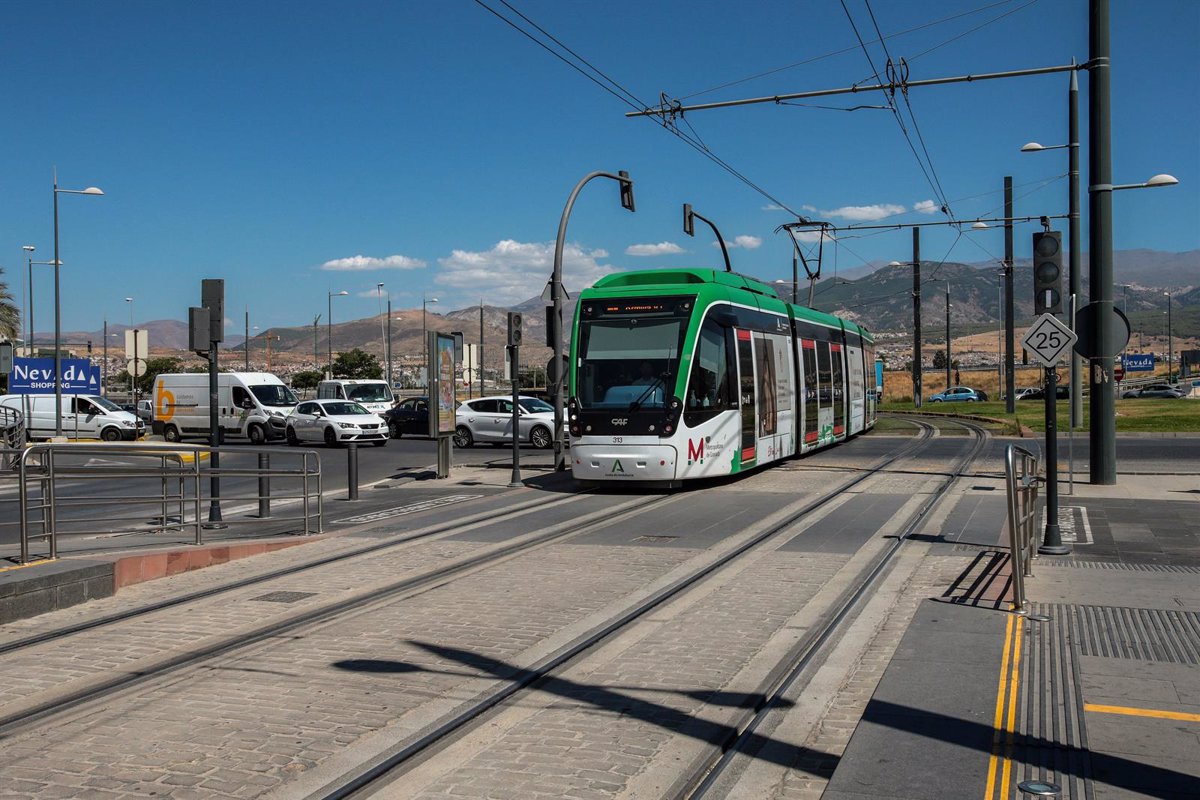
[454,395,555,449]
[285,399,389,447]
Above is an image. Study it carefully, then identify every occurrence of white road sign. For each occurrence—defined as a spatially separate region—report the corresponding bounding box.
[1021,313,1078,367]
[127,358,147,377]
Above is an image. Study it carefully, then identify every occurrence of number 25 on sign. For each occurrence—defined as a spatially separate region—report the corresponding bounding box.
[1021,313,1078,367]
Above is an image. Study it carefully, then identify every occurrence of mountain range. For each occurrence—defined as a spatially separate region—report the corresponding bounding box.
[36,248,1196,370]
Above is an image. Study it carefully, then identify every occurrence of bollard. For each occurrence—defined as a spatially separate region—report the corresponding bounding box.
[347,442,359,500]
[258,452,270,518]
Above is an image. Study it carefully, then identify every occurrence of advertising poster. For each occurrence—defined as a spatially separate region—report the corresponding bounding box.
[436,333,456,435]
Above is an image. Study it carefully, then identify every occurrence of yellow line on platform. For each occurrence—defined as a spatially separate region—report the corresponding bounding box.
[984,613,1016,800]
[0,558,53,573]
[1084,703,1200,723]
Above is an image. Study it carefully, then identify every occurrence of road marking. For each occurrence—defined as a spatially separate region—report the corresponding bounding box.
[984,613,1023,800]
[1041,505,1092,544]
[333,494,483,525]
[1084,703,1200,723]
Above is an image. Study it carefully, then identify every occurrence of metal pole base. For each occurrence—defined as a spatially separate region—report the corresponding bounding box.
[1039,543,1072,555]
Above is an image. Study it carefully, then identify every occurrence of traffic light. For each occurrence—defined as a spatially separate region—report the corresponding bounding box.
[507,312,523,346]
[1032,231,1063,315]
[618,170,635,212]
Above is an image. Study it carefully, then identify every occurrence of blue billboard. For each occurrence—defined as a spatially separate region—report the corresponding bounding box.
[1122,353,1154,372]
[9,358,101,394]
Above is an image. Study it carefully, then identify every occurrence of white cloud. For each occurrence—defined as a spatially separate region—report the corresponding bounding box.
[820,204,906,221]
[320,254,427,271]
[436,239,615,305]
[801,204,817,212]
[355,288,391,299]
[718,235,762,250]
[913,199,939,214]
[761,204,787,212]
[625,241,685,257]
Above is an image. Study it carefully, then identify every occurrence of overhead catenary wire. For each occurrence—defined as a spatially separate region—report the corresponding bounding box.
[473,0,807,219]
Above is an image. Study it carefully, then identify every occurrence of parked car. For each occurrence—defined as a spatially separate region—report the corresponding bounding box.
[0,394,144,441]
[1121,383,1184,399]
[384,396,429,438]
[454,395,555,448]
[1018,385,1070,401]
[285,399,389,447]
[928,386,986,403]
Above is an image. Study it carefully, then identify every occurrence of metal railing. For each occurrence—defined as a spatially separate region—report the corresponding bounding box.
[9,443,323,564]
[1004,443,1041,613]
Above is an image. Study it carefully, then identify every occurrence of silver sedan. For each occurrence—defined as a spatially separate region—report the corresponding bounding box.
[453,395,555,448]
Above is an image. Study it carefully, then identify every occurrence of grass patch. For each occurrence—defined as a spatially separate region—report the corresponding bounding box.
[881,398,1199,433]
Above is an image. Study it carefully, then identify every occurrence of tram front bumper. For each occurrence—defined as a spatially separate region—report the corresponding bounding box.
[570,443,678,481]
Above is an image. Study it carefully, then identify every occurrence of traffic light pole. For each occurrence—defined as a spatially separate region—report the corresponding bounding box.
[911,228,922,408]
[1040,366,1069,554]
[509,342,521,488]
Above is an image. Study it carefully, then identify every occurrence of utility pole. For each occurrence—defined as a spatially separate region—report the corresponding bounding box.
[945,281,952,388]
[1004,176,1015,412]
[911,227,922,408]
[386,297,393,389]
[1089,0,1116,485]
[479,299,485,399]
[1068,66,1083,429]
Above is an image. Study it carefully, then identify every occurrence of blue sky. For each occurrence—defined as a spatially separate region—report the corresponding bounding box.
[3,0,1197,333]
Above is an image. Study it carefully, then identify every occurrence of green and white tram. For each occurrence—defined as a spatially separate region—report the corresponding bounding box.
[567,268,877,485]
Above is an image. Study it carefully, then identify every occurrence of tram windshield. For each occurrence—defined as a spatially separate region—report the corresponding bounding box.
[575,296,693,410]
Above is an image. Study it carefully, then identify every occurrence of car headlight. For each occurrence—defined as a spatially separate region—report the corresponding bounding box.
[338,422,357,429]
[121,420,135,427]
[270,410,284,418]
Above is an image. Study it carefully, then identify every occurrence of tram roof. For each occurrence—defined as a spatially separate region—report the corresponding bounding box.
[586,268,871,339]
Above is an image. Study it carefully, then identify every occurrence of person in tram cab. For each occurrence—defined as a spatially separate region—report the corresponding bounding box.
[633,360,662,387]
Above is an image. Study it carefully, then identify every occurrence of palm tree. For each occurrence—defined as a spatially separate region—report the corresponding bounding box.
[0,269,19,341]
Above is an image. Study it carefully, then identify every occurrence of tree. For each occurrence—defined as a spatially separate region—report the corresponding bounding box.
[932,349,948,370]
[290,369,323,391]
[332,348,382,379]
[0,270,18,341]
[114,356,183,398]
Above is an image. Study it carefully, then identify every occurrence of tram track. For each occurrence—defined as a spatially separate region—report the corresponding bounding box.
[0,490,595,657]
[299,418,950,799]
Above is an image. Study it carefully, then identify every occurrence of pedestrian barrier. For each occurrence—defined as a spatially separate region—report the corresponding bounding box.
[6,442,323,564]
[1004,443,1041,613]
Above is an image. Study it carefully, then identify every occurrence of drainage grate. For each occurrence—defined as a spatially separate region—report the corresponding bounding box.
[1071,604,1200,664]
[251,591,317,603]
[634,535,680,543]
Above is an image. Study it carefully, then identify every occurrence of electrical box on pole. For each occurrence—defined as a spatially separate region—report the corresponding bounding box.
[545,305,561,348]
[506,312,522,347]
[1033,231,1064,315]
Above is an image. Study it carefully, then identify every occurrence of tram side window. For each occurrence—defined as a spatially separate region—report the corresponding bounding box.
[817,342,833,403]
[685,319,733,425]
[803,343,818,435]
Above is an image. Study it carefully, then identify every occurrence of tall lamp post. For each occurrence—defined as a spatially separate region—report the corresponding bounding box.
[1022,65,1082,427]
[888,228,922,407]
[1164,290,1173,381]
[422,295,439,387]
[21,245,35,355]
[944,281,952,389]
[327,290,347,375]
[53,178,104,436]
[376,283,389,388]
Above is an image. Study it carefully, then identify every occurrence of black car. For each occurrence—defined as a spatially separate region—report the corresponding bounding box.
[384,397,430,438]
[1018,385,1070,401]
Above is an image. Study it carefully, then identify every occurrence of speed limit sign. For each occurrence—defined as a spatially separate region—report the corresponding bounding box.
[1021,313,1078,367]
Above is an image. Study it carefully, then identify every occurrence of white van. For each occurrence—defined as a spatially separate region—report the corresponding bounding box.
[153,372,298,444]
[317,379,394,416]
[0,394,144,441]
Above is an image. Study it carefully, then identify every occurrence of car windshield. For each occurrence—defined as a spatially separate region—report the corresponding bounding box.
[251,384,299,407]
[346,383,392,402]
[322,401,369,416]
[518,398,553,413]
[576,296,693,411]
[90,396,122,412]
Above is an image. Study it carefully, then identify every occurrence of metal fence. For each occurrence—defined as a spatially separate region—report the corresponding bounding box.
[6,442,323,564]
[1004,443,1041,613]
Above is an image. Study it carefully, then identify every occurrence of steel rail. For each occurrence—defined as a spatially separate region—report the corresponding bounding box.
[0,490,592,657]
[0,492,682,739]
[682,418,990,798]
[307,419,942,800]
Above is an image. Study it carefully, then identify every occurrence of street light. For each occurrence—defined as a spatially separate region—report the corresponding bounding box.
[377,283,390,388]
[53,178,104,436]
[21,245,35,355]
[1111,174,1179,191]
[327,290,348,375]
[1164,290,1173,381]
[422,295,439,386]
[944,281,952,389]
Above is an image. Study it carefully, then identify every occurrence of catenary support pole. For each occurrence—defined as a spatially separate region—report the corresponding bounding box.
[912,227,922,408]
[509,344,521,487]
[1068,67,1083,429]
[1005,177,1016,412]
[1088,0,1116,485]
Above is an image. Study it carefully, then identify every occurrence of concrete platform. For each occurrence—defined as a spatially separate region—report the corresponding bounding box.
[827,473,1200,799]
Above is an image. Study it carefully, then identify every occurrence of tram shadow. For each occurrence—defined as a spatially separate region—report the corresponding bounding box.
[333,642,832,772]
